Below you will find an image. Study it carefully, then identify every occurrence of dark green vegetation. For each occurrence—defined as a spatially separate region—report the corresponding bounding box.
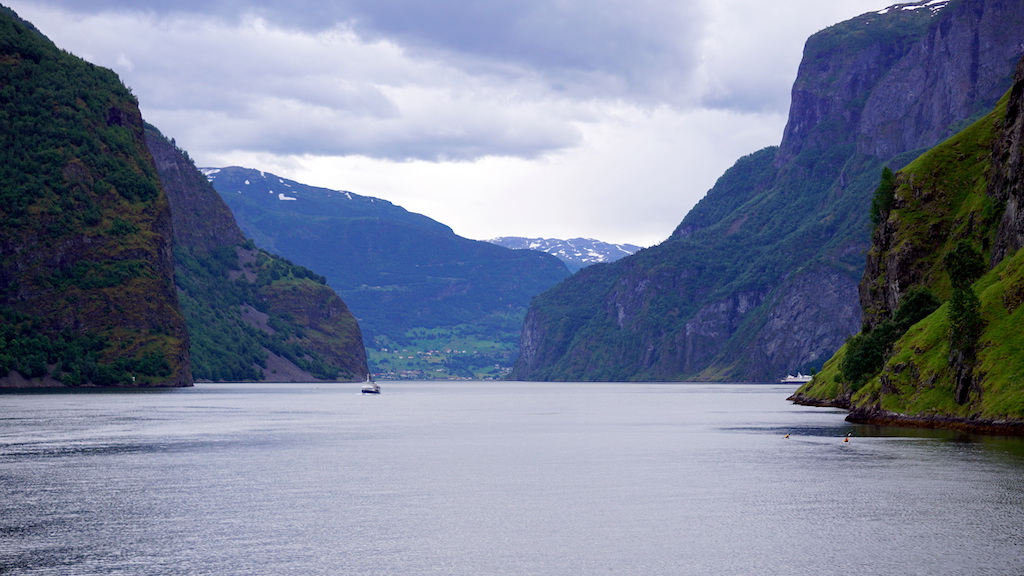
[206,167,569,379]
[794,68,1024,430]
[0,309,171,386]
[173,242,364,381]
[0,6,190,386]
[943,240,988,404]
[869,167,897,227]
[513,0,1024,383]
[838,286,940,389]
[146,128,367,382]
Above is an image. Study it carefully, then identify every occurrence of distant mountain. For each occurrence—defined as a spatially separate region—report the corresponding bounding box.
[204,167,570,379]
[0,6,190,387]
[147,128,367,382]
[512,0,1024,383]
[791,54,1024,434]
[488,237,641,272]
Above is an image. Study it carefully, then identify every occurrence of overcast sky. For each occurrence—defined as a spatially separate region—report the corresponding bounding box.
[7,0,886,246]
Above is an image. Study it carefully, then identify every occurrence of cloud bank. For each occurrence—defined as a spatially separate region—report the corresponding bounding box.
[6,0,887,245]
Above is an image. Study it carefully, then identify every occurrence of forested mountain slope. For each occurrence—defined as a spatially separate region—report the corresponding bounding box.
[206,167,569,379]
[512,0,1024,382]
[147,129,367,382]
[0,6,190,387]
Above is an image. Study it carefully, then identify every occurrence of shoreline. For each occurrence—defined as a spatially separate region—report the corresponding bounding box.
[789,393,1024,437]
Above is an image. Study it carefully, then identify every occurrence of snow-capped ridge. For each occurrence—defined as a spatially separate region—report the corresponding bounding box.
[488,236,642,271]
[876,0,948,16]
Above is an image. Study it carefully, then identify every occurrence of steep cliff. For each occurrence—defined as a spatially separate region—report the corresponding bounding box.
[513,0,1024,382]
[146,127,368,382]
[0,6,190,387]
[990,54,1024,265]
[791,56,1024,432]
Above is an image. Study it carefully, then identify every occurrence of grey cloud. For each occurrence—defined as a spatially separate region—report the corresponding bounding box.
[339,0,707,99]
[31,0,708,105]
[156,96,584,162]
[15,0,795,164]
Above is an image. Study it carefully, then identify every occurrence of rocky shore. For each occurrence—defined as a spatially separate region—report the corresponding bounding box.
[789,392,1024,436]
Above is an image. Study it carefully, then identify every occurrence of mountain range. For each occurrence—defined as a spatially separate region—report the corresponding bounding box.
[7,0,1024,422]
[512,0,1024,383]
[203,167,570,379]
[487,237,641,272]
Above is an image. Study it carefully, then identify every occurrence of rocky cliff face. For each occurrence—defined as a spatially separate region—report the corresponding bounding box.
[792,54,1024,432]
[146,127,245,254]
[776,4,930,167]
[749,264,863,374]
[513,0,1024,383]
[990,57,1024,264]
[742,0,1024,373]
[856,0,1024,159]
[779,0,1024,168]
[0,7,190,387]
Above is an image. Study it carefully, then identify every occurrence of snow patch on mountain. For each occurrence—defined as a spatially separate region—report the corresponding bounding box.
[488,236,642,271]
[876,0,948,16]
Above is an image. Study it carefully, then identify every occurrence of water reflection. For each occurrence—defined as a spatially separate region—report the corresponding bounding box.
[2,382,1023,576]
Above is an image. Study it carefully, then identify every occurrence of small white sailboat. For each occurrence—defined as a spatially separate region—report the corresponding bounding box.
[361,374,380,394]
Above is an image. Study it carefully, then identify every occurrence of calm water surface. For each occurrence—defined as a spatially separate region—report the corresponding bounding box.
[2,381,1023,575]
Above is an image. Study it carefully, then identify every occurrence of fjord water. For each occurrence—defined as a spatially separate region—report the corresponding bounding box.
[2,383,1023,575]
